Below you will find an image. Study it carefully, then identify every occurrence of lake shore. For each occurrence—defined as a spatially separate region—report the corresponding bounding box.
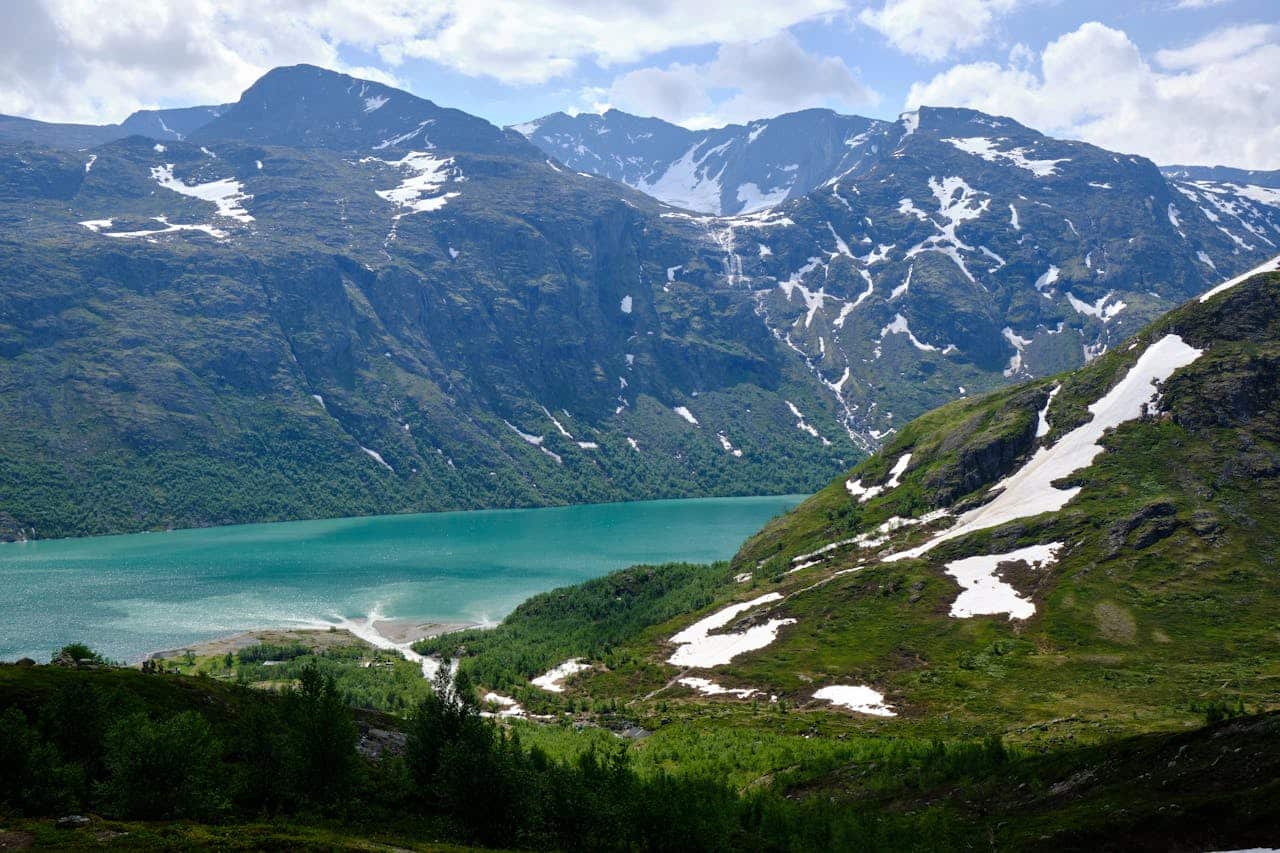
[145,619,479,664]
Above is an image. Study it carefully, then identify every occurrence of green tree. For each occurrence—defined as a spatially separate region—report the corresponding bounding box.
[0,707,77,814]
[98,711,226,819]
[281,663,359,807]
[51,642,100,664]
[229,699,294,815]
[38,680,137,799]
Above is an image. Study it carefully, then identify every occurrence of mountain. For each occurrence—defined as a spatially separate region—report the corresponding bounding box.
[193,65,530,156]
[1158,165,1280,262]
[514,108,884,215]
[0,66,857,539]
[428,259,1280,738]
[1162,164,1280,188]
[0,104,227,149]
[0,68,1277,540]
[519,109,1280,449]
[670,106,1280,449]
[711,258,1280,728]
[118,104,229,141]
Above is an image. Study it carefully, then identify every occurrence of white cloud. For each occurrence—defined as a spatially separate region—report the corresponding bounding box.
[607,32,878,128]
[859,0,1020,62]
[389,0,848,85]
[0,0,402,123]
[0,0,846,124]
[906,21,1280,169]
[1154,23,1275,69]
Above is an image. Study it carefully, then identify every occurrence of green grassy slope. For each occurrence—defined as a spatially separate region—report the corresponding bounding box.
[437,271,1280,746]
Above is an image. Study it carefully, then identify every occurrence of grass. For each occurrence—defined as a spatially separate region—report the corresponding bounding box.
[1,818,485,851]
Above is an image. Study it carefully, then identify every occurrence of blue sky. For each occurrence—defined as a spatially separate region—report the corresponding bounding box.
[381,0,1272,129]
[2,0,1276,167]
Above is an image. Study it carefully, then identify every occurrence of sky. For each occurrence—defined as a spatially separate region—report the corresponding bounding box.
[1,0,1277,168]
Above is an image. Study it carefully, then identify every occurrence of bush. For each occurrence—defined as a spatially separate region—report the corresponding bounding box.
[97,711,226,820]
[52,642,100,664]
[237,642,311,664]
[0,707,78,814]
[38,679,139,799]
[280,664,359,806]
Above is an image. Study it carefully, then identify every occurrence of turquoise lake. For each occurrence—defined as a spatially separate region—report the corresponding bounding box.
[0,495,803,662]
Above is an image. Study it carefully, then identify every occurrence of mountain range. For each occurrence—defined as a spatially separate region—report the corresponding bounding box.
[0,64,1278,539]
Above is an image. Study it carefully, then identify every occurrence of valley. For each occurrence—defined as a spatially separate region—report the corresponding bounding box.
[1,42,1279,852]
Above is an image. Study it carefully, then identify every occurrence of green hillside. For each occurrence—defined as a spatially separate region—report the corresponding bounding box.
[430,267,1280,746]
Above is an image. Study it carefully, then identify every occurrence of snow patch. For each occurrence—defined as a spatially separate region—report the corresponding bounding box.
[151,164,254,223]
[880,314,942,353]
[736,181,791,212]
[361,446,394,472]
[504,419,544,446]
[482,692,524,718]
[942,137,1068,177]
[1034,265,1060,291]
[786,401,830,445]
[1198,255,1280,303]
[1036,384,1061,438]
[945,543,1063,619]
[899,110,919,137]
[634,142,727,214]
[1067,291,1126,321]
[667,593,795,668]
[531,659,590,693]
[98,216,226,240]
[716,432,744,457]
[887,335,1203,561]
[678,677,759,698]
[813,685,895,717]
[846,452,911,503]
[540,405,573,439]
[362,151,460,216]
[373,119,433,150]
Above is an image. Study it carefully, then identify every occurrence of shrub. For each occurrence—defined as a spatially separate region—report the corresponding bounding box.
[0,707,78,814]
[280,664,359,806]
[52,642,100,664]
[97,711,226,820]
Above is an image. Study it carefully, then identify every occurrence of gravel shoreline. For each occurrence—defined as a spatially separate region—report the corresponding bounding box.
[144,619,480,664]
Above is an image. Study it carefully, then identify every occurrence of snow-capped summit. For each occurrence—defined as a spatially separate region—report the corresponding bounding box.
[514,108,885,215]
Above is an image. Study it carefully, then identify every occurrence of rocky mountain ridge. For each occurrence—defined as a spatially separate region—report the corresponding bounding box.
[0,66,1277,537]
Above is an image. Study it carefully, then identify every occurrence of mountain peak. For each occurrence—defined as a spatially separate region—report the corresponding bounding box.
[193,65,535,158]
[518,106,882,215]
